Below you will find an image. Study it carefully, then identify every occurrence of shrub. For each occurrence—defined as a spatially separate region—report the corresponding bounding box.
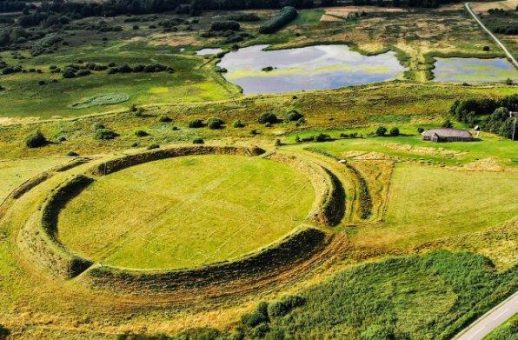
[92,122,105,130]
[147,143,160,150]
[192,137,204,144]
[268,295,306,317]
[62,67,76,78]
[210,20,240,31]
[259,6,298,34]
[417,127,425,133]
[375,126,387,136]
[159,115,172,123]
[25,130,47,148]
[94,128,117,140]
[287,110,303,121]
[262,66,274,72]
[389,127,400,136]
[188,119,204,128]
[441,119,453,128]
[135,130,149,137]
[67,151,79,157]
[207,117,225,129]
[314,133,331,142]
[0,325,9,338]
[241,311,267,328]
[258,112,278,124]
[232,119,245,128]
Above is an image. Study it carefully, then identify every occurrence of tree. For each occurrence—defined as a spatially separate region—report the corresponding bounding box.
[390,127,400,136]
[375,126,387,136]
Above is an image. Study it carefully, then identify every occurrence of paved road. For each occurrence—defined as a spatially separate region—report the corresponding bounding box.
[453,291,518,340]
[465,2,518,68]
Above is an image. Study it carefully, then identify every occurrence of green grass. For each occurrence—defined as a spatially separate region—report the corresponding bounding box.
[0,157,67,201]
[58,155,315,270]
[293,9,325,26]
[246,251,517,339]
[0,43,237,118]
[382,163,518,246]
[288,130,518,167]
[485,313,518,340]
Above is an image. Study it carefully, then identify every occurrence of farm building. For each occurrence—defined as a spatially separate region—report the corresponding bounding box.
[422,128,473,142]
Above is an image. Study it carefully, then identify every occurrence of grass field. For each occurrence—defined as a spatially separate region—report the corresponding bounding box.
[0,4,517,338]
[381,163,518,246]
[0,157,67,201]
[58,155,315,269]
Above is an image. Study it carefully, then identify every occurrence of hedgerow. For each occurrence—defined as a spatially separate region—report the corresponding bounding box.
[259,6,298,34]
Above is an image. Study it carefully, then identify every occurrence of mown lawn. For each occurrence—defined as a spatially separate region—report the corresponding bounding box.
[58,155,315,269]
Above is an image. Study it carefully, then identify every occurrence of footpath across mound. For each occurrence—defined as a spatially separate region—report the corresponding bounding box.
[17,145,346,295]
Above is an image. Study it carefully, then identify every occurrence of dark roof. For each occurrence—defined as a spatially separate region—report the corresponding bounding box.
[422,128,472,139]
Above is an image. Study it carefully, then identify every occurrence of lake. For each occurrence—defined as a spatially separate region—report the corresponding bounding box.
[433,57,518,83]
[196,48,223,56]
[217,45,407,94]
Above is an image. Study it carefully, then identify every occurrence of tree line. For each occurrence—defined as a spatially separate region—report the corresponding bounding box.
[450,94,518,140]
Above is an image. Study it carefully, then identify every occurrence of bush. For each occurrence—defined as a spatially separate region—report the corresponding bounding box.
[94,128,117,140]
[241,311,267,328]
[232,119,245,128]
[375,126,387,136]
[147,143,160,150]
[92,122,105,130]
[25,131,47,148]
[258,112,278,124]
[192,137,204,144]
[0,325,9,339]
[287,110,303,121]
[207,117,225,129]
[188,119,204,128]
[259,6,298,34]
[417,127,424,133]
[159,115,172,123]
[314,133,331,142]
[441,119,453,128]
[67,151,79,157]
[62,67,76,78]
[268,295,306,317]
[389,127,400,136]
[135,130,149,137]
[210,20,240,31]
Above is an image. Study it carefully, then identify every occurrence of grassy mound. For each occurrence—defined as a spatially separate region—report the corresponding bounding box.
[68,93,129,109]
[59,154,316,270]
[85,226,327,294]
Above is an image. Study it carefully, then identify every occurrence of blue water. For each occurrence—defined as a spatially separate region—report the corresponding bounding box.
[217,44,407,94]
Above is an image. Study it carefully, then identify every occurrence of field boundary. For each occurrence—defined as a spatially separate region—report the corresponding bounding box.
[84,226,328,294]
[18,175,95,279]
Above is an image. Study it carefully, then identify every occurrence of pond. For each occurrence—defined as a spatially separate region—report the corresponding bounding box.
[196,48,223,56]
[433,57,518,83]
[217,45,407,94]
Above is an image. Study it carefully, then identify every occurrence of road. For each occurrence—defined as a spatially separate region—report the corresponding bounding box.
[453,291,518,340]
[465,2,518,69]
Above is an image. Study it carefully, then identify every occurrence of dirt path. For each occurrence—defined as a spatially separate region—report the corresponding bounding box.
[465,2,518,68]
